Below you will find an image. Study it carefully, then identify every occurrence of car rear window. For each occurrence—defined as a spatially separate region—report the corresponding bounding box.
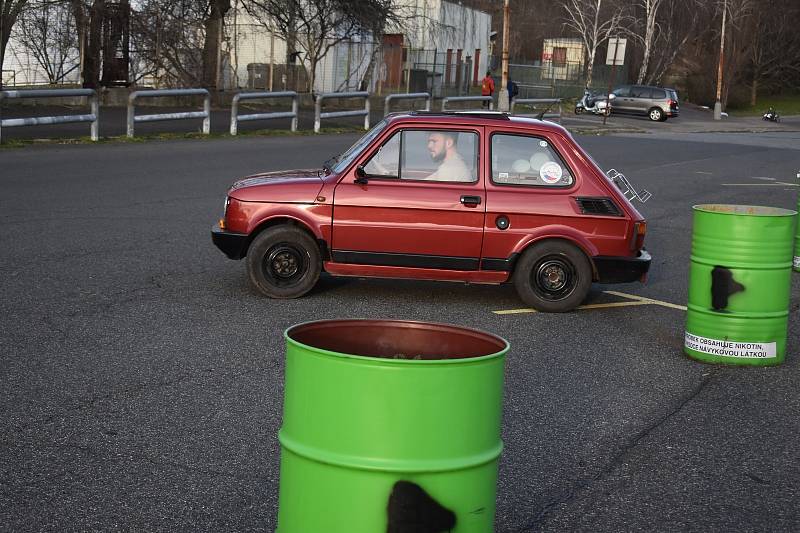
[667,89,679,101]
[490,133,574,188]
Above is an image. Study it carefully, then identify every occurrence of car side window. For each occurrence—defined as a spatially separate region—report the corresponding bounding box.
[491,134,574,187]
[363,132,400,178]
[630,86,649,98]
[652,88,666,99]
[613,86,630,97]
[400,130,478,183]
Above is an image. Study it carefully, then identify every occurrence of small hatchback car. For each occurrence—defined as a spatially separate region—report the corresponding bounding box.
[212,112,651,312]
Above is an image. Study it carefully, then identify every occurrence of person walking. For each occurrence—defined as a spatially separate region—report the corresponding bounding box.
[481,71,495,108]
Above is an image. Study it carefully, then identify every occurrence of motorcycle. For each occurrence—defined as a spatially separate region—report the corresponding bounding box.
[762,107,780,122]
[574,89,610,116]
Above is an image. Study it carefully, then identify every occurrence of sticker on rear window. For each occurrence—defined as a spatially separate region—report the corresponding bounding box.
[539,140,548,148]
[498,172,509,180]
[540,162,563,184]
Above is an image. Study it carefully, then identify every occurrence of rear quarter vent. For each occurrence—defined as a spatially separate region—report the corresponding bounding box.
[575,197,623,216]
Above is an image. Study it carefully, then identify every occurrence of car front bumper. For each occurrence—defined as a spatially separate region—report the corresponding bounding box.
[212,224,248,260]
[594,249,651,283]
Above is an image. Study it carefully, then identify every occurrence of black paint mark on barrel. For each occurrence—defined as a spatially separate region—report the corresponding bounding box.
[711,266,745,311]
[387,480,456,533]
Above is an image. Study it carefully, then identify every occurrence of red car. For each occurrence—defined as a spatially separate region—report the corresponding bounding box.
[212,112,650,312]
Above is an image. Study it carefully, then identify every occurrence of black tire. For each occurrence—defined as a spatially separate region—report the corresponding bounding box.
[246,225,321,298]
[513,240,592,312]
[574,106,583,115]
[648,107,664,122]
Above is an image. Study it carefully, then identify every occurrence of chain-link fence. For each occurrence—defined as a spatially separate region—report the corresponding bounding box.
[509,61,631,100]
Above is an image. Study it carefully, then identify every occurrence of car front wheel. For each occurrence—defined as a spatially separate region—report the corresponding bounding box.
[648,107,664,121]
[246,225,321,298]
[514,240,592,312]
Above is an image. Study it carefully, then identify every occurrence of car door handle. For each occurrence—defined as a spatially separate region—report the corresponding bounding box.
[460,195,482,206]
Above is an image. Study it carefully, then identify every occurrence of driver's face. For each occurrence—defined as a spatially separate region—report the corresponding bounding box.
[427,133,448,163]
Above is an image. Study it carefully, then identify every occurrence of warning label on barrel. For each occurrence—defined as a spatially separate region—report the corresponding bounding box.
[684,332,776,358]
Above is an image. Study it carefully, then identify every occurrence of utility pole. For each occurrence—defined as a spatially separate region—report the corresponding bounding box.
[497,0,510,112]
[714,0,727,120]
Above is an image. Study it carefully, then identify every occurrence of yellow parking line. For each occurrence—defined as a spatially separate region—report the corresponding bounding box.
[603,290,687,311]
[493,300,651,315]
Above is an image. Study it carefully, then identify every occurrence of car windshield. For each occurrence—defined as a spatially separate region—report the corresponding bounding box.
[331,119,389,173]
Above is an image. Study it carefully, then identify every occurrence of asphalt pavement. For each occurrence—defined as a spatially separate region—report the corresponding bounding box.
[1,128,799,531]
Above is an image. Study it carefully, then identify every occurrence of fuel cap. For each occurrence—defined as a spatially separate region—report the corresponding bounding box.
[496,216,510,230]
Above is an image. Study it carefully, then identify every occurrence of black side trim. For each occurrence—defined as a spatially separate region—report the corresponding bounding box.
[593,249,652,283]
[331,250,479,271]
[481,253,520,272]
[575,196,623,216]
[211,224,248,260]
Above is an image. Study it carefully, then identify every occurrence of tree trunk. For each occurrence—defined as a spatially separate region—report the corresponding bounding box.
[0,22,9,88]
[585,46,596,88]
[83,0,104,88]
[69,0,87,85]
[750,76,758,106]
[202,0,230,91]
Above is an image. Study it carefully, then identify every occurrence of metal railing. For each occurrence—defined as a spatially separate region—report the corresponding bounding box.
[127,88,210,138]
[230,91,298,135]
[0,89,98,143]
[314,91,369,133]
[511,98,563,121]
[441,96,493,111]
[383,92,431,116]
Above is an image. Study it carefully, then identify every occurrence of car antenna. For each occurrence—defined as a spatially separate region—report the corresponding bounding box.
[536,103,554,121]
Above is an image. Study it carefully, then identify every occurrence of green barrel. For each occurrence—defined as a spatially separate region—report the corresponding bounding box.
[795,189,800,272]
[277,319,508,533]
[685,204,797,366]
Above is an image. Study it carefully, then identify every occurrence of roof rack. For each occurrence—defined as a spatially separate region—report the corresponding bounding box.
[409,110,511,120]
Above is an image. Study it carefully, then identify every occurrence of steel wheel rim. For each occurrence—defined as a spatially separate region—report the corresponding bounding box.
[264,243,308,287]
[650,109,661,121]
[532,255,576,301]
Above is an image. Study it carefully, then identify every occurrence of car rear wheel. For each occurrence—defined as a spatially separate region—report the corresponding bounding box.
[246,225,321,298]
[648,107,664,121]
[514,240,592,312]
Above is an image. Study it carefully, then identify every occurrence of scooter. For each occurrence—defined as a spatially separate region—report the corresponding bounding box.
[574,89,610,116]
[762,107,780,122]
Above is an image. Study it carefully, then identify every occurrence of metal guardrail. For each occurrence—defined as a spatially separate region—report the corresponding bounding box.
[383,92,431,116]
[441,96,493,111]
[314,91,369,133]
[511,98,563,121]
[0,89,98,143]
[230,91,298,135]
[127,88,210,138]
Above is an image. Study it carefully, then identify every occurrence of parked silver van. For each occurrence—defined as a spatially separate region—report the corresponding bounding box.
[609,85,679,121]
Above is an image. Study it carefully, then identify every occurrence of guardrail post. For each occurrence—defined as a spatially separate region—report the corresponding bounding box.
[202,93,211,135]
[314,95,322,133]
[364,98,370,130]
[90,92,99,141]
[291,94,298,132]
[230,94,240,135]
[127,93,136,138]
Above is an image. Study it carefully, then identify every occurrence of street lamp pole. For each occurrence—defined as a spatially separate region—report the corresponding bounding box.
[497,0,511,112]
[714,0,727,120]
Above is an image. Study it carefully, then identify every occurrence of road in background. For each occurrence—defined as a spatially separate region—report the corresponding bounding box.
[1,131,798,531]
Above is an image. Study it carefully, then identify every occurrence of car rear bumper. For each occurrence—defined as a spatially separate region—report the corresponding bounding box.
[212,224,248,260]
[593,249,651,283]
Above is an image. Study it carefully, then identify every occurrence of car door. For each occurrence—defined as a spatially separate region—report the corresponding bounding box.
[611,85,633,113]
[331,126,486,270]
[629,86,652,115]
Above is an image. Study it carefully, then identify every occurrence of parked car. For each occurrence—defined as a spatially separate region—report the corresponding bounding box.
[609,85,679,121]
[211,112,651,312]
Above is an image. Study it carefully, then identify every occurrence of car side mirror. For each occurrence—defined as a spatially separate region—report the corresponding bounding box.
[608,93,616,100]
[355,165,368,184]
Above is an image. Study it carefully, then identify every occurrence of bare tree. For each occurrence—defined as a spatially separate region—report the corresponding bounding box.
[560,0,626,88]
[12,0,79,83]
[1,0,30,86]
[745,0,800,104]
[241,0,401,93]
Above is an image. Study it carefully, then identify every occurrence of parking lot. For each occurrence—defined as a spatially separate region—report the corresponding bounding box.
[1,127,799,531]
